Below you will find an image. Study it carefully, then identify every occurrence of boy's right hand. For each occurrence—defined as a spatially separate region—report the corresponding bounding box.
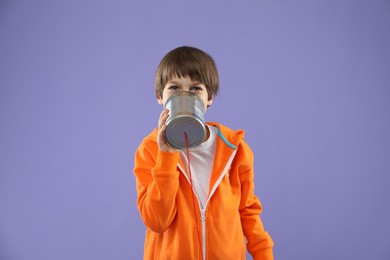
[157,109,178,152]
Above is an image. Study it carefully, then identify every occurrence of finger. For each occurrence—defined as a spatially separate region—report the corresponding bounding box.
[159,108,168,120]
[159,124,166,139]
[158,109,169,130]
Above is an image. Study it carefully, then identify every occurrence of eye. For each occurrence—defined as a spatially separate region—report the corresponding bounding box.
[168,85,179,90]
[190,86,203,91]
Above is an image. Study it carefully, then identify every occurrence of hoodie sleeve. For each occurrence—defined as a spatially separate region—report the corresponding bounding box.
[237,140,274,260]
[134,138,181,233]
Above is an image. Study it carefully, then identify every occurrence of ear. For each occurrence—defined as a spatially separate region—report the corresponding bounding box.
[157,93,164,105]
[206,96,214,107]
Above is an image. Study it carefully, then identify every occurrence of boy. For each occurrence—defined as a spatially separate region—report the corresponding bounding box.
[134,46,274,259]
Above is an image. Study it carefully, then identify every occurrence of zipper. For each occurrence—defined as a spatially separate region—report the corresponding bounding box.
[177,149,237,260]
[200,208,206,260]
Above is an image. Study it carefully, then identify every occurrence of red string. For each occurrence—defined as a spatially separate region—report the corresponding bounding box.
[184,132,204,260]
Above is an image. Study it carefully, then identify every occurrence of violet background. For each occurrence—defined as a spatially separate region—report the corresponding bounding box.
[1,0,389,259]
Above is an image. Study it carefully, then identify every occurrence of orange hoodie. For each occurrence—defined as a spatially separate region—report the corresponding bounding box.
[134,122,274,259]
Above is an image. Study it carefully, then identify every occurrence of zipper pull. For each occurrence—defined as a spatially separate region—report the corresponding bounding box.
[200,209,206,222]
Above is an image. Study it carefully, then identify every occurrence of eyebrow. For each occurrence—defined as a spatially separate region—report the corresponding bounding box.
[167,80,180,84]
[167,80,203,85]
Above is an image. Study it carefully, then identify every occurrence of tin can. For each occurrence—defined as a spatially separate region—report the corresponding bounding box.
[164,91,206,149]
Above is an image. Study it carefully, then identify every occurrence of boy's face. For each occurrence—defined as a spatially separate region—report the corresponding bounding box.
[157,75,213,111]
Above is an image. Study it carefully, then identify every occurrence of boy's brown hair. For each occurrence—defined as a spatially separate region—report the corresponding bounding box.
[155,46,219,101]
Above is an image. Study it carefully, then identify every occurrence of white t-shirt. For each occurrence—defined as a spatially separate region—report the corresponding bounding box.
[180,125,217,209]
